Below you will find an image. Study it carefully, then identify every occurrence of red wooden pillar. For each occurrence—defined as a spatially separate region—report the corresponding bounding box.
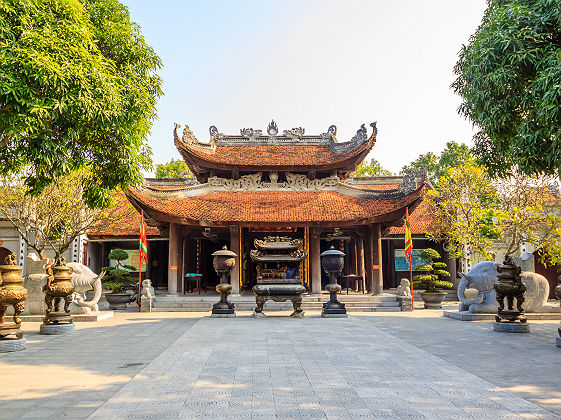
[229,225,241,295]
[310,227,322,295]
[167,223,180,294]
[373,224,383,294]
[364,227,374,293]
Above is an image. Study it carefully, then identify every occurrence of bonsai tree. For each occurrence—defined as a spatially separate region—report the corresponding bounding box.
[101,249,137,293]
[412,248,453,292]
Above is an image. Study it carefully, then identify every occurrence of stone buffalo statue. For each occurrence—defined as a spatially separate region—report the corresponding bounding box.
[458,261,559,313]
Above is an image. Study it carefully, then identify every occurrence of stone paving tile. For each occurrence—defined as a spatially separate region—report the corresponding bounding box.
[0,312,200,420]
[86,315,557,419]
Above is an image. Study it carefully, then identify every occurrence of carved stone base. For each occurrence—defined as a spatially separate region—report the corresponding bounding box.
[40,322,75,335]
[321,313,348,318]
[0,323,23,339]
[397,296,413,311]
[0,338,26,352]
[211,301,235,316]
[496,310,527,323]
[493,321,530,333]
[211,313,236,318]
[43,312,73,325]
[254,295,304,317]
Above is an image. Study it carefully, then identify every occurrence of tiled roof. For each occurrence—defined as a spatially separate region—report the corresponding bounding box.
[87,194,160,238]
[178,142,374,167]
[127,186,425,224]
[388,199,434,236]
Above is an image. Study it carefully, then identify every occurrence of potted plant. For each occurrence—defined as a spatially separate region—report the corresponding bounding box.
[412,248,453,309]
[102,249,137,310]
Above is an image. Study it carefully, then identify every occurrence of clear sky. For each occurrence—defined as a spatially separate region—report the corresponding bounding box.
[120,0,488,176]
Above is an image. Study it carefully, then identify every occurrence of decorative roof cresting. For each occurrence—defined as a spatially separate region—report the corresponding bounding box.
[173,121,377,152]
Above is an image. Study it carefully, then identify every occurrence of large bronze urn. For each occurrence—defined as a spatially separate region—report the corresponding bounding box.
[42,257,75,325]
[211,246,236,317]
[321,245,347,317]
[494,255,527,324]
[0,253,28,341]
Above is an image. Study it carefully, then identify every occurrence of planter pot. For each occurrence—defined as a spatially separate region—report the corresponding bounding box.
[419,291,447,309]
[105,293,136,310]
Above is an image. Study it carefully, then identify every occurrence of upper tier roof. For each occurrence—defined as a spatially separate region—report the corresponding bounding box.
[174,121,377,182]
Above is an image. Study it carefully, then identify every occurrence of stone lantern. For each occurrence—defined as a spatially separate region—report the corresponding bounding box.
[321,245,347,318]
[40,256,75,335]
[0,253,28,352]
[493,255,529,333]
[211,246,236,317]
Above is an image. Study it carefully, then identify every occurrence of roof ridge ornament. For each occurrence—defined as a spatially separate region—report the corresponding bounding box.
[398,172,416,194]
[351,124,368,143]
[283,127,305,140]
[267,120,278,140]
[240,128,262,141]
[320,125,337,140]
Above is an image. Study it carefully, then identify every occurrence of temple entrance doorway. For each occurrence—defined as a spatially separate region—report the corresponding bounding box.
[240,228,305,293]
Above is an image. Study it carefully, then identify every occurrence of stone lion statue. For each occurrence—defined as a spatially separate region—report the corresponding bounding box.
[396,278,411,297]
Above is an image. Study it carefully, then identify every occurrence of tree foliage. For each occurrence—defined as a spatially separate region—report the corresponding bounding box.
[493,172,561,257]
[426,164,561,265]
[412,248,452,292]
[453,0,561,176]
[155,159,192,179]
[0,0,162,207]
[0,169,135,259]
[401,141,475,185]
[101,248,136,292]
[425,165,501,261]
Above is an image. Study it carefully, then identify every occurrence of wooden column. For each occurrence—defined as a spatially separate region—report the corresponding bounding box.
[167,223,180,294]
[365,227,374,293]
[145,240,151,281]
[310,227,322,295]
[373,224,383,295]
[229,225,241,295]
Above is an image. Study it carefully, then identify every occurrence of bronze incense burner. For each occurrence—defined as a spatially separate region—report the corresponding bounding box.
[211,246,236,316]
[494,255,527,324]
[0,253,28,339]
[321,245,347,317]
[42,257,75,325]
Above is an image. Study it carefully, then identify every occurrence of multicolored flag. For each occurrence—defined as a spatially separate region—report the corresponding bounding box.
[139,211,148,263]
[404,207,413,258]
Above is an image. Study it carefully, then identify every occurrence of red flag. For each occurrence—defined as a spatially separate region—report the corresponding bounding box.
[139,211,148,263]
[404,208,413,258]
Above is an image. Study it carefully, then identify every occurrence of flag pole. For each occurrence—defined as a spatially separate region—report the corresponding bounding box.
[137,210,143,312]
[409,255,414,311]
[138,245,142,312]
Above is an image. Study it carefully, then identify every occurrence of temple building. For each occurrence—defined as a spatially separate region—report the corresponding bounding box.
[110,120,429,295]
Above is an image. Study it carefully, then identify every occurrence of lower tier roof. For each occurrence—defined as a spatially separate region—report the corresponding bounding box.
[126,185,425,227]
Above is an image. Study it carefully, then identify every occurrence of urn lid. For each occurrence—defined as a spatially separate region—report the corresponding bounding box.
[212,245,237,258]
[321,245,345,257]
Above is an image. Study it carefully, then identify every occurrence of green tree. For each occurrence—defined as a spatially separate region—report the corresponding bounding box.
[453,0,561,177]
[353,158,392,177]
[0,169,134,260]
[401,152,439,183]
[0,0,162,207]
[155,159,193,179]
[101,249,137,292]
[401,141,475,185]
[412,248,452,292]
[425,165,500,261]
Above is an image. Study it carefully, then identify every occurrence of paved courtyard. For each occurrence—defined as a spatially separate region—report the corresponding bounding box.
[0,308,560,419]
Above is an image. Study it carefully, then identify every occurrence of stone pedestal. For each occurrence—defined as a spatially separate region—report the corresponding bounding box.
[493,321,530,333]
[22,274,47,315]
[0,338,26,352]
[40,323,75,335]
[141,295,153,312]
[211,313,236,318]
[397,296,413,311]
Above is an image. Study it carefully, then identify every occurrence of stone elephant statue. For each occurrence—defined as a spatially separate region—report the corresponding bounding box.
[458,261,560,313]
[67,263,105,313]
